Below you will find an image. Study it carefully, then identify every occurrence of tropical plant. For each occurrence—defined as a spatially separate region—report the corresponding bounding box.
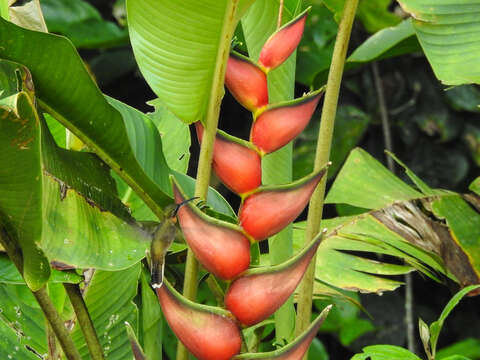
[0,0,479,359]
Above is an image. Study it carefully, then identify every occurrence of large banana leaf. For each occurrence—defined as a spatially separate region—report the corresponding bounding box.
[0,17,234,218]
[126,0,255,124]
[0,17,171,217]
[0,59,152,273]
[316,148,480,293]
[71,264,141,359]
[0,283,48,356]
[398,0,480,85]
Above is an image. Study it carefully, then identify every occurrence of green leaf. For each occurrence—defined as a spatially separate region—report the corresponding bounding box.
[429,285,480,357]
[323,0,400,32]
[126,0,247,123]
[470,177,480,196]
[437,338,480,360]
[351,345,422,360]
[296,3,337,86]
[147,99,191,174]
[445,85,480,113]
[0,17,170,217]
[140,269,163,360]
[0,254,81,284]
[1,58,153,271]
[72,263,142,359]
[348,19,419,64]
[0,283,47,355]
[308,338,329,360]
[325,148,423,209]
[0,61,50,291]
[0,317,40,360]
[356,0,401,33]
[41,0,128,48]
[398,0,480,85]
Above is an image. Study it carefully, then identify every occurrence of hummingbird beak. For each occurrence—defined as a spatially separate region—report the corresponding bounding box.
[173,197,198,217]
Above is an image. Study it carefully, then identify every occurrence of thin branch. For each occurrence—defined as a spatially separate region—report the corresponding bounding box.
[372,62,416,354]
[64,283,105,360]
[295,1,359,359]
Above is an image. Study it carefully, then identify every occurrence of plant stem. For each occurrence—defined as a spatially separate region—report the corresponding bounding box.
[177,1,240,359]
[0,228,82,360]
[295,0,359,355]
[33,288,82,360]
[47,322,60,360]
[64,283,105,360]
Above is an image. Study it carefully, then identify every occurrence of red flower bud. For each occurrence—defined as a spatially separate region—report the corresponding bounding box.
[225,233,324,326]
[251,90,322,154]
[239,167,328,241]
[225,51,268,112]
[233,305,332,359]
[173,178,251,280]
[156,281,242,360]
[258,8,309,70]
[196,122,261,194]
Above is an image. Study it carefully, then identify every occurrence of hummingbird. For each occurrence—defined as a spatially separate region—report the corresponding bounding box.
[150,198,197,289]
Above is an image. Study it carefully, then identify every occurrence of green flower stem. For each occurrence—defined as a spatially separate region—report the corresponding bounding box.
[64,283,105,360]
[177,1,240,359]
[0,229,82,360]
[295,0,359,355]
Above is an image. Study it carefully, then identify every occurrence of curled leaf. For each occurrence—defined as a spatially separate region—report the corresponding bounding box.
[258,8,309,71]
[225,51,268,112]
[156,280,242,360]
[196,122,261,194]
[172,177,251,280]
[234,305,332,359]
[251,90,322,154]
[225,232,323,326]
[239,167,327,241]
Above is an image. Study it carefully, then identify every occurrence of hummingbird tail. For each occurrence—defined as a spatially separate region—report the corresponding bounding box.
[151,260,165,289]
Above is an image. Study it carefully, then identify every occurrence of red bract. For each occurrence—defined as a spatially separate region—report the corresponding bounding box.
[225,52,268,112]
[173,178,251,280]
[251,90,322,154]
[233,305,332,359]
[196,122,262,195]
[225,233,323,326]
[258,9,309,70]
[239,167,327,241]
[156,281,242,360]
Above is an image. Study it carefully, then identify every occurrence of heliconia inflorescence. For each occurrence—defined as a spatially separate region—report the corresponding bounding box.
[258,9,310,71]
[225,232,325,326]
[196,122,262,195]
[156,281,242,360]
[225,52,269,112]
[239,167,328,241]
[155,7,332,359]
[233,305,332,360]
[251,90,323,154]
[172,177,251,280]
